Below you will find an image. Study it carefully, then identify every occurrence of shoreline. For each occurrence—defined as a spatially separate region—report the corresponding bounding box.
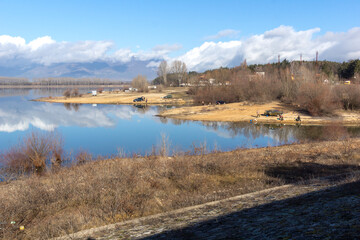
[157,101,360,126]
[0,84,126,89]
[35,92,360,125]
[34,88,192,105]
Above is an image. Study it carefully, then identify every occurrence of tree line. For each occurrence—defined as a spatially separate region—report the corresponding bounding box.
[150,59,360,116]
[131,60,188,92]
[0,77,125,86]
[152,60,188,86]
[151,59,360,87]
[0,77,31,85]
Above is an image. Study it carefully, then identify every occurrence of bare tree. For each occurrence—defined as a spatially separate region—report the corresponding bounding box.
[171,60,187,86]
[157,61,168,85]
[132,75,149,92]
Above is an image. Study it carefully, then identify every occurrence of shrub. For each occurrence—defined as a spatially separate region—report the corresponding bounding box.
[0,132,63,175]
[71,88,79,97]
[296,82,339,116]
[1,137,360,239]
[132,75,149,92]
[156,84,163,92]
[334,85,360,110]
[63,89,71,98]
[75,150,93,165]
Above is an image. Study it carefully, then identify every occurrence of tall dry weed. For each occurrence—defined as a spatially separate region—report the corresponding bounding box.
[1,134,360,239]
[0,131,63,175]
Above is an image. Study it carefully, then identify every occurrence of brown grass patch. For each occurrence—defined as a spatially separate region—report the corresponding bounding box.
[0,139,360,239]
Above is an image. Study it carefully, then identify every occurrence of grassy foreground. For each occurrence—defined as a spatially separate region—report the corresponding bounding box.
[1,138,360,239]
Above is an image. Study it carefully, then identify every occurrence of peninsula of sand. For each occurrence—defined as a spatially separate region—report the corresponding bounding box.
[35,88,190,105]
[36,89,360,126]
[158,102,360,125]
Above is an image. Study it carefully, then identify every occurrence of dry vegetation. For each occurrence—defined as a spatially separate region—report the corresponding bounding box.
[189,67,360,117]
[131,75,149,92]
[158,101,360,125]
[0,132,360,239]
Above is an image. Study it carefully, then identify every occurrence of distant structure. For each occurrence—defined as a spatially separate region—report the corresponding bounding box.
[241,59,247,69]
[278,55,280,64]
[315,51,320,80]
[300,54,302,61]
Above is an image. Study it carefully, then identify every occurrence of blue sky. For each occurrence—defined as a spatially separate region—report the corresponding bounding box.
[0,0,360,72]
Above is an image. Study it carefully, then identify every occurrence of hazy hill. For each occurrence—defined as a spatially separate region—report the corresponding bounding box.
[0,59,158,81]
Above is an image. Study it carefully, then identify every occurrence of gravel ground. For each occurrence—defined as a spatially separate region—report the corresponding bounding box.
[58,174,360,240]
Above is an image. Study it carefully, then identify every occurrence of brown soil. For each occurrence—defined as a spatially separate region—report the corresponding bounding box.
[158,101,360,125]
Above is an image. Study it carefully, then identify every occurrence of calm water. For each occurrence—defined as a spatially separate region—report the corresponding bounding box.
[0,88,359,157]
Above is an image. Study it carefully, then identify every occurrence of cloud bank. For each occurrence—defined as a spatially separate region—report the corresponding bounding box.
[179,26,360,71]
[0,101,158,133]
[1,26,360,73]
[0,35,181,66]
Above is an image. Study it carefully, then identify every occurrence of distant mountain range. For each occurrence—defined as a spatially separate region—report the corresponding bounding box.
[0,59,158,81]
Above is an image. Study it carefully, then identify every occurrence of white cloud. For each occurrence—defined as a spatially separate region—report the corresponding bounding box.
[240,26,323,63]
[0,35,114,65]
[0,102,157,133]
[178,26,360,72]
[146,60,162,68]
[0,35,26,58]
[112,43,181,63]
[0,36,180,66]
[179,41,243,71]
[205,29,240,40]
[318,27,360,61]
[113,48,133,63]
[0,35,25,46]
[28,36,55,51]
[1,26,360,72]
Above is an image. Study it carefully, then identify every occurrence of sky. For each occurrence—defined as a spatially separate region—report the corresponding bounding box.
[0,0,360,72]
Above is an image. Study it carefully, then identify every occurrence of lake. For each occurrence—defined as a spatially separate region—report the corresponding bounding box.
[0,88,359,157]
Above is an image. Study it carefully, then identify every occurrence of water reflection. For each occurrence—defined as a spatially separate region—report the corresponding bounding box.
[0,88,359,156]
[0,88,31,97]
[63,103,81,111]
[31,87,117,97]
[0,98,161,132]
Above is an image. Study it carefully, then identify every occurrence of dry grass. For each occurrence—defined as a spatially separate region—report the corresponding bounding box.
[36,88,191,105]
[0,139,360,239]
[158,101,360,125]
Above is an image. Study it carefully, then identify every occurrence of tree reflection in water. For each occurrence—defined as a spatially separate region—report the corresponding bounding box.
[198,121,360,144]
[63,103,81,112]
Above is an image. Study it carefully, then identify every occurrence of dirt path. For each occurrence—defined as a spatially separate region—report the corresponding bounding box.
[55,173,360,240]
[158,101,360,125]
